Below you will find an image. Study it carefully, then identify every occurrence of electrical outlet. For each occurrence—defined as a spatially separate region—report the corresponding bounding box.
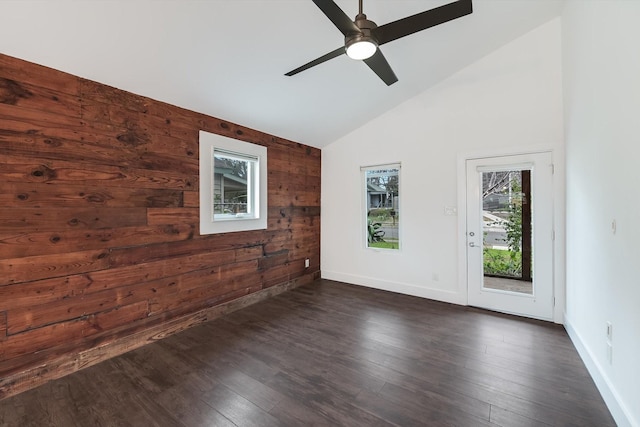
[305,258,310,268]
[606,321,612,341]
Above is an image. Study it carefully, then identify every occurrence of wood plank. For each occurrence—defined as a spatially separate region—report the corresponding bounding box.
[105,102,197,141]
[264,136,321,159]
[0,154,196,190]
[146,260,264,315]
[261,263,292,289]
[268,205,321,218]
[154,380,237,426]
[0,207,148,233]
[0,77,81,118]
[0,249,110,286]
[0,301,149,362]
[200,383,281,427]
[235,246,265,262]
[268,149,321,176]
[0,106,199,174]
[146,207,198,226]
[268,189,320,207]
[268,163,321,179]
[0,307,94,360]
[166,259,260,298]
[6,272,189,334]
[0,224,194,259]
[258,250,289,271]
[0,182,183,208]
[149,284,254,318]
[78,78,152,114]
[142,100,211,134]
[0,129,199,175]
[0,54,80,96]
[0,311,6,341]
[0,246,264,313]
[268,170,321,193]
[2,247,268,332]
[90,247,261,294]
[267,215,320,231]
[0,102,84,133]
[182,189,199,208]
[0,275,90,311]
[7,284,156,334]
[78,94,198,145]
[107,231,280,267]
[195,115,315,158]
[83,301,150,337]
[274,169,320,185]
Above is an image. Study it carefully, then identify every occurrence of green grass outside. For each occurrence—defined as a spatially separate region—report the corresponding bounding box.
[484,247,522,276]
[369,241,399,249]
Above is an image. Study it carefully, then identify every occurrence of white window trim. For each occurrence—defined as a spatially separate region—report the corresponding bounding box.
[199,131,267,235]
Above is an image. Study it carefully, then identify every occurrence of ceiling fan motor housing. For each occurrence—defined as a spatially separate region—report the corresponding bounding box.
[345,13,379,48]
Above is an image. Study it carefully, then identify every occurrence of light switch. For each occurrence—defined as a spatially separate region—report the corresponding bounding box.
[444,206,457,216]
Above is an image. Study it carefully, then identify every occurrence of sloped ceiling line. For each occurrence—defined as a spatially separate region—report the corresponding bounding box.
[0,0,563,148]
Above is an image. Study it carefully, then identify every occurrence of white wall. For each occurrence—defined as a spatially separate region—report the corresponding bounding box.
[322,18,564,306]
[563,2,640,426]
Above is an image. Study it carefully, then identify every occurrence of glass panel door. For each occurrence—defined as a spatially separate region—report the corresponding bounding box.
[466,152,554,321]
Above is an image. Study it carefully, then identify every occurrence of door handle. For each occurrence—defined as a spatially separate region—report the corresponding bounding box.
[469,242,480,248]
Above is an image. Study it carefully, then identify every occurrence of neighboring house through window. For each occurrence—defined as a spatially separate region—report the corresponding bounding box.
[213,151,254,218]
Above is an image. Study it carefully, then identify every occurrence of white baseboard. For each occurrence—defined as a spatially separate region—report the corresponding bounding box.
[564,313,636,427]
[321,270,466,305]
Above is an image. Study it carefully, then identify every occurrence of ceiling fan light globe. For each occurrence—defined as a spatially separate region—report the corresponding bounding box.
[346,39,377,60]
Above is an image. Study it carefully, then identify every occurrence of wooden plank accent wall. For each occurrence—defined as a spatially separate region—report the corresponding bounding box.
[0,53,321,397]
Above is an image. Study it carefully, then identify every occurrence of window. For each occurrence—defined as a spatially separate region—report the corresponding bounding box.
[362,163,400,250]
[213,149,257,219]
[199,131,267,235]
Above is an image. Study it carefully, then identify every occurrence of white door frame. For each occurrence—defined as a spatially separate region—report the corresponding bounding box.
[456,145,565,324]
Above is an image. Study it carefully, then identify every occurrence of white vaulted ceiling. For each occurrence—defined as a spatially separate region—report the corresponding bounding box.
[0,0,563,148]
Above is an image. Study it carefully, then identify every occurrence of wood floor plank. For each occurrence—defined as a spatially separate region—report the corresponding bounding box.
[489,404,552,427]
[264,370,393,427]
[201,382,282,427]
[0,279,615,426]
[267,393,341,426]
[154,380,236,427]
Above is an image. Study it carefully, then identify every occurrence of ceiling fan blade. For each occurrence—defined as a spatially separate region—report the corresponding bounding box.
[312,0,360,36]
[373,0,472,46]
[285,47,345,77]
[363,49,398,86]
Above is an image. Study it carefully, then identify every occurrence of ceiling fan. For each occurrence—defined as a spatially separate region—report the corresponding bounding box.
[285,0,473,86]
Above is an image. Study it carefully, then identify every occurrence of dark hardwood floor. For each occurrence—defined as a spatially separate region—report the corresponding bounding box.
[0,279,615,426]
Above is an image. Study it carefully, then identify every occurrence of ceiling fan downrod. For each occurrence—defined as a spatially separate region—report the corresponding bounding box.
[346,0,378,60]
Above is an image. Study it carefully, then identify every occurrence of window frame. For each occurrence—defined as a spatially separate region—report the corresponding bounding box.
[199,131,267,235]
[361,163,401,251]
